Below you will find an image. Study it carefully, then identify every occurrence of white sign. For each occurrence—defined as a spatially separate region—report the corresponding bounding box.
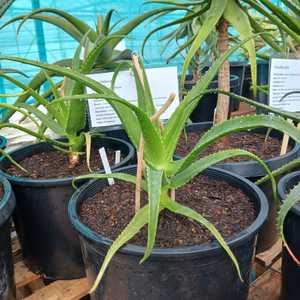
[87,66,179,129]
[269,58,300,112]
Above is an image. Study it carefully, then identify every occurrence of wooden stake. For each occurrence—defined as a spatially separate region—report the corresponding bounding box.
[150,93,176,122]
[132,54,145,214]
[281,121,300,155]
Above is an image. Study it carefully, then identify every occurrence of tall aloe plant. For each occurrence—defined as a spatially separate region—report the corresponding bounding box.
[247,0,300,58]
[142,0,280,124]
[2,38,300,292]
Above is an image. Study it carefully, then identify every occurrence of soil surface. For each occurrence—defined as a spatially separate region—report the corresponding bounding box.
[6,148,120,179]
[79,175,255,248]
[176,130,291,162]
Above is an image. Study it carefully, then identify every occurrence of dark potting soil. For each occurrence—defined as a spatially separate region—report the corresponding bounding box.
[79,176,255,248]
[6,148,119,179]
[176,131,291,162]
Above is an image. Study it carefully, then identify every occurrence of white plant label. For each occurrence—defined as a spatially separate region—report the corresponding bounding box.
[87,66,179,128]
[115,150,121,165]
[269,58,300,112]
[99,147,114,186]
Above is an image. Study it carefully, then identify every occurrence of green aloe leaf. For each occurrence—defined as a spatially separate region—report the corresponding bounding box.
[258,0,300,34]
[0,102,40,129]
[224,0,257,95]
[73,172,147,191]
[161,195,243,281]
[89,204,161,293]
[179,0,228,88]
[171,149,274,190]
[256,158,300,186]
[16,8,97,41]
[142,168,163,262]
[0,14,83,42]
[278,181,300,265]
[178,114,300,172]
[163,34,259,162]
[103,9,116,35]
[2,59,72,122]
[211,89,300,122]
[0,122,69,148]
[16,103,66,136]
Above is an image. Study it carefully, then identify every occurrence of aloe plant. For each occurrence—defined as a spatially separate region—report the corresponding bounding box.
[2,37,300,291]
[142,0,281,124]
[247,0,300,57]
[2,39,299,291]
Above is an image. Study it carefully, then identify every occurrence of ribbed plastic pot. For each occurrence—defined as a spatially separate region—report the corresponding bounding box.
[0,176,16,300]
[184,74,240,122]
[175,122,300,253]
[278,171,300,300]
[68,165,268,300]
[0,137,135,280]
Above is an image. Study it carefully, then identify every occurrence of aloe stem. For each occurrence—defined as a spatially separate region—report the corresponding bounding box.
[215,18,230,124]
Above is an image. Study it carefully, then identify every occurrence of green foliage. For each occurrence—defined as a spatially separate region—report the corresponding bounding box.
[3,35,300,293]
[141,0,282,93]
[1,7,164,123]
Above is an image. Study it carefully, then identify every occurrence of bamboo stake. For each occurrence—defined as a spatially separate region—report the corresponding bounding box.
[150,93,176,122]
[132,55,145,214]
[281,121,300,155]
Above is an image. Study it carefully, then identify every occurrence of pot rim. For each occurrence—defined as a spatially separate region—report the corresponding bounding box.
[0,136,135,187]
[0,175,15,226]
[278,170,300,217]
[68,166,268,258]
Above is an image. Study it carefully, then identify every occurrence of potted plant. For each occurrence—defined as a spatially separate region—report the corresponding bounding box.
[0,175,16,300]
[66,52,300,299]
[0,43,136,280]
[7,38,299,298]
[3,37,300,298]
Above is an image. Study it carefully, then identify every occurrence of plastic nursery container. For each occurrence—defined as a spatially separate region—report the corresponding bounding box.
[175,122,300,253]
[0,137,135,280]
[278,171,300,300]
[0,175,16,300]
[184,74,240,122]
[69,165,268,300]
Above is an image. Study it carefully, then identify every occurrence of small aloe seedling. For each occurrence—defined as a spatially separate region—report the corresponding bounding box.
[2,38,300,292]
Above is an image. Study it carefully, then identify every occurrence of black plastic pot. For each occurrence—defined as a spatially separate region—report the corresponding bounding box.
[185,74,240,122]
[278,171,300,300]
[242,60,269,111]
[0,137,135,280]
[69,165,268,300]
[230,61,248,98]
[0,176,16,300]
[176,122,300,253]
